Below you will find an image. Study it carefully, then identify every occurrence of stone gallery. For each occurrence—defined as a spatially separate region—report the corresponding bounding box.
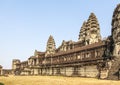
[12,4,120,80]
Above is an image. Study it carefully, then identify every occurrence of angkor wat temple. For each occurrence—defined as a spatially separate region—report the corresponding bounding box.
[12,4,120,80]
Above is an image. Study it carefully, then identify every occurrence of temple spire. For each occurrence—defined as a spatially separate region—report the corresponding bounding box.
[85,13,101,45]
[46,35,56,56]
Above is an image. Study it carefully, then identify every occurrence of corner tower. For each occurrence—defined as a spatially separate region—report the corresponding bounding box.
[45,35,56,56]
[85,13,101,45]
[112,4,120,57]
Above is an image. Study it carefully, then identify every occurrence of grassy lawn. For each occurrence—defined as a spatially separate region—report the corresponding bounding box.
[0,75,120,85]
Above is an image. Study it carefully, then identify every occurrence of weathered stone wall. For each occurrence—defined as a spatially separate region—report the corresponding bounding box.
[52,68,57,75]
[85,65,99,77]
[65,67,74,76]
[49,68,52,75]
[60,67,66,75]
[34,69,39,75]
[100,69,109,79]
[21,71,29,75]
[78,67,85,76]
[42,68,46,75]
[30,69,34,75]
[28,65,99,78]
[78,65,99,77]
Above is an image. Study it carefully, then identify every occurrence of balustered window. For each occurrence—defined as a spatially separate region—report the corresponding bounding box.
[86,53,90,58]
[95,50,100,57]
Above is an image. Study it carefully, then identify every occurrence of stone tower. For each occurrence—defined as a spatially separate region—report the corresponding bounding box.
[12,59,20,70]
[112,4,120,57]
[45,35,56,56]
[78,21,87,42]
[85,13,101,45]
[107,4,120,80]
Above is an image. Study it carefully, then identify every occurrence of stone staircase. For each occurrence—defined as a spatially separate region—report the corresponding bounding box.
[107,57,120,80]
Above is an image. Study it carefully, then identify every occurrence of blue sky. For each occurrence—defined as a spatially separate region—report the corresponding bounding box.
[0,0,120,69]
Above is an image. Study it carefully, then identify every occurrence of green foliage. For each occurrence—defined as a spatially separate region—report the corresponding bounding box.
[0,83,4,85]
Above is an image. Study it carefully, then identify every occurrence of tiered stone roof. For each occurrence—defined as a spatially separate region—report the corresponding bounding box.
[46,35,56,56]
[79,13,101,45]
[78,21,87,41]
[86,13,100,30]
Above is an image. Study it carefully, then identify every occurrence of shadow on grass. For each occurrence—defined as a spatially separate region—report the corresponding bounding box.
[0,83,4,85]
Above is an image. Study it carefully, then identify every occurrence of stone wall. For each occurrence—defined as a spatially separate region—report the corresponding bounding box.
[60,67,66,75]
[32,65,99,78]
[65,67,74,76]
[100,69,109,79]
[78,65,99,77]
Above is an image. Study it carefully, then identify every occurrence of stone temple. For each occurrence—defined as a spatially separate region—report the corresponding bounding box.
[12,4,120,80]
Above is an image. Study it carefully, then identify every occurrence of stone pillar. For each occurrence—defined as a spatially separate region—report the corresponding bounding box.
[36,59,39,65]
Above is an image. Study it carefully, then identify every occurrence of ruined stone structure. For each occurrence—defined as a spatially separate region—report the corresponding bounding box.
[12,4,120,80]
[0,65,12,76]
